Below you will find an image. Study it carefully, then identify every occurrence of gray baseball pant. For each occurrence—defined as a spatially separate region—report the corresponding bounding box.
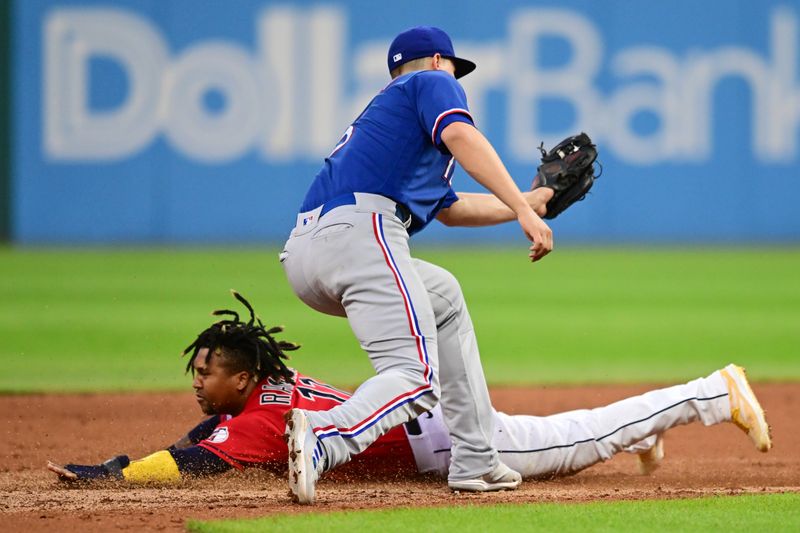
[280,193,499,481]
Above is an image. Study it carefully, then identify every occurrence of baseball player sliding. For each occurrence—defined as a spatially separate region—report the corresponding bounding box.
[47,294,772,487]
[280,25,566,505]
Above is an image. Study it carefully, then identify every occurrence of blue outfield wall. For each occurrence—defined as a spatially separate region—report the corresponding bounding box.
[12,0,800,244]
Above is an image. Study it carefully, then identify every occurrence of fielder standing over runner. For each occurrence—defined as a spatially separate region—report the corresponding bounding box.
[280,26,554,503]
[46,293,772,486]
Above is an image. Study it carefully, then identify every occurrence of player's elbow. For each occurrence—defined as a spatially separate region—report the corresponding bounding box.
[436,208,458,227]
[437,198,474,228]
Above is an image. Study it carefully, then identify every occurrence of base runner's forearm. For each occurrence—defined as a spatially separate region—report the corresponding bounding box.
[55,446,231,484]
[122,450,182,483]
[122,447,230,483]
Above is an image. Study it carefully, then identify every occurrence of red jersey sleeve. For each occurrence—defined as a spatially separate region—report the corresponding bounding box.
[197,410,286,469]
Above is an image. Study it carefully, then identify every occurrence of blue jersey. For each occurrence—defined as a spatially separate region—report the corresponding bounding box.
[300,70,474,235]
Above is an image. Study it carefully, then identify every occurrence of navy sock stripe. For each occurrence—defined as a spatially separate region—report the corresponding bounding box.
[497,392,729,455]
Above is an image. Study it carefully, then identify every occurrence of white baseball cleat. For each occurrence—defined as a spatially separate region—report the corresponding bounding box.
[285,408,326,504]
[448,462,522,492]
[720,364,772,452]
[636,433,665,475]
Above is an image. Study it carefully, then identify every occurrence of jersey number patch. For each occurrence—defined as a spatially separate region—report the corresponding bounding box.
[296,376,350,404]
[328,125,354,158]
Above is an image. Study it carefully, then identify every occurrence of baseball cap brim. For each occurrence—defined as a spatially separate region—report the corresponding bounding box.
[449,57,476,79]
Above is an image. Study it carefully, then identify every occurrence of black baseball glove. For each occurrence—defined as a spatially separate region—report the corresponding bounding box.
[531,132,600,219]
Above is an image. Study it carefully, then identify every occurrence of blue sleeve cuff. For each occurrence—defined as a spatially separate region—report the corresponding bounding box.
[441,188,460,209]
[169,446,231,476]
[433,111,474,154]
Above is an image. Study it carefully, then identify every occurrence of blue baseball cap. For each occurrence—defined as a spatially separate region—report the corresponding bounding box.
[387,26,476,79]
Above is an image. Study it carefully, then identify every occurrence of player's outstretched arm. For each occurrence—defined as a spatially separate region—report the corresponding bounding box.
[437,189,554,226]
[440,121,553,261]
[47,445,231,484]
[47,414,234,483]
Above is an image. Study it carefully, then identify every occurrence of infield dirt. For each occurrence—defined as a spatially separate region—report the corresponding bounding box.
[2,382,798,532]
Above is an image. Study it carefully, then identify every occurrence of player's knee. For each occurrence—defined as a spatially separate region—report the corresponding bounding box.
[401,366,439,409]
[418,378,440,411]
[425,267,466,319]
[428,375,441,402]
[437,268,462,298]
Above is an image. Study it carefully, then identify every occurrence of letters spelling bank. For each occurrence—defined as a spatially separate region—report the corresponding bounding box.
[43,4,800,167]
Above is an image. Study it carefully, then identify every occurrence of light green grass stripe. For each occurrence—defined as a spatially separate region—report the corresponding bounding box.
[188,493,800,533]
[1,247,799,391]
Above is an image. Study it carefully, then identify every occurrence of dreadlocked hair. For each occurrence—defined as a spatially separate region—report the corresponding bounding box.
[182,290,299,384]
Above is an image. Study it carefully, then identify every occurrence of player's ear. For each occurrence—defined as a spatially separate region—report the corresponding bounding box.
[233,371,251,391]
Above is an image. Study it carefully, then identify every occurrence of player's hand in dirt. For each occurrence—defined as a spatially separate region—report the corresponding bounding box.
[46,461,79,481]
[46,455,129,482]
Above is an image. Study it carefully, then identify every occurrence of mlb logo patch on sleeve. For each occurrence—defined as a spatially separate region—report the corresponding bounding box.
[208,426,229,444]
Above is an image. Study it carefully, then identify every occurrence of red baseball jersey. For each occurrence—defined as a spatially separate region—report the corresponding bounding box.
[198,371,418,476]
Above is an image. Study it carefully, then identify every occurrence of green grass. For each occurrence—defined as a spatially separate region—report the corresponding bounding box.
[1,246,799,391]
[188,493,800,532]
